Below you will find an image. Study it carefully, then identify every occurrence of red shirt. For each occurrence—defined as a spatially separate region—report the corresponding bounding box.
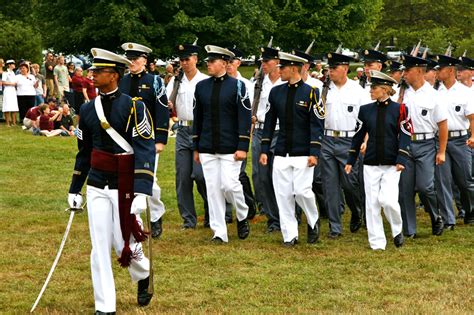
[84,77,97,100]
[39,114,54,131]
[25,106,41,120]
[71,75,86,93]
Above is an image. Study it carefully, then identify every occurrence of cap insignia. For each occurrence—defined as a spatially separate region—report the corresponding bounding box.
[179,45,184,51]
[364,50,369,55]
[92,49,97,57]
[328,53,332,58]
[128,43,133,49]
[260,47,265,52]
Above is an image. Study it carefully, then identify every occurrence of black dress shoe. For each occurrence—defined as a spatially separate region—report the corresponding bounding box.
[283,237,298,247]
[444,224,455,231]
[237,219,250,239]
[95,311,116,315]
[393,233,404,247]
[307,220,320,244]
[151,218,162,238]
[211,236,224,243]
[350,212,362,233]
[327,231,341,239]
[137,277,153,306]
[432,216,444,236]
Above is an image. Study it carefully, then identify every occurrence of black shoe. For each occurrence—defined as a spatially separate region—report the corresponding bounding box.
[151,218,162,238]
[457,209,465,219]
[444,224,455,231]
[237,219,250,239]
[327,231,342,239]
[393,233,404,248]
[95,311,116,315]
[350,212,362,233]
[307,221,320,244]
[283,237,298,247]
[211,236,224,243]
[432,216,444,236]
[405,233,416,239]
[137,277,153,306]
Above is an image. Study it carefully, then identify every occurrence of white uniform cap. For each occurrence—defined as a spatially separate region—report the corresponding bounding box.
[204,45,235,61]
[89,48,132,69]
[277,51,308,67]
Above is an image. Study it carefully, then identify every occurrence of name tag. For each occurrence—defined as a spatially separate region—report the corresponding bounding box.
[296,101,308,108]
[140,84,150,90]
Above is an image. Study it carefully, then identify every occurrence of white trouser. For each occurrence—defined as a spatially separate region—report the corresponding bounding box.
[149,153,165,222]
[273,156,319,242]
[363,165,403,250]
[199,153,248,242]
[86,185,150,312]
[23,117,33,128]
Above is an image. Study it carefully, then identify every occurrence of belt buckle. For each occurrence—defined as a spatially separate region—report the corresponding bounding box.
[100,119,110,130]
[333,130,340,137]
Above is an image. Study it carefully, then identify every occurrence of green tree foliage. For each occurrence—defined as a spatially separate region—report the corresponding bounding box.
[378,0,474,55]
[0,15,43,63]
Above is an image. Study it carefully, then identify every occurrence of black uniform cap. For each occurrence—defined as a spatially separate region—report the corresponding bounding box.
[401,54,428,69]
[326,52,355,66]
[436,55,461,68]
[260,47,280,61]
[362,49,388,63]
[457,56,474,70]
[227,47,244,60]
[176,44,200,58]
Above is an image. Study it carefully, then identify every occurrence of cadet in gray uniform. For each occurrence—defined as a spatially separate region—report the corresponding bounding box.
[398,54,446,237]
[435,54,474,226]
[321,52,365,239]
[166,43,209,229]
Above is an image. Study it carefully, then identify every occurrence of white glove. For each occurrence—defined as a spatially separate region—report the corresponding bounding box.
[130,194,148,215]
[68,193,83,209]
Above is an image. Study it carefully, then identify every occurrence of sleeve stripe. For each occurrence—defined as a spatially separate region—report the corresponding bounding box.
[135,169,154,177]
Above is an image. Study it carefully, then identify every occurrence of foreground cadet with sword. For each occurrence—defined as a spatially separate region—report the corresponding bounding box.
[67,48,156,314]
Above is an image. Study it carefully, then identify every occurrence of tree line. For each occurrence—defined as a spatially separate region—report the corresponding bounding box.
[0,0,472,64]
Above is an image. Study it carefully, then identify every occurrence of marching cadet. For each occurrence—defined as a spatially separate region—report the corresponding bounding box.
[259,51,323,246]
[226,46,257,219]
[193,45,252,243]
[252,46,284,233]
[293,49,326,217]
[360,49,388,102]
[345,70,411,250]
[387,60,404,101]
[398,54,446,237]
[435,54,474,226]
[321,52,365,239]
[457,56,474,91]
[120,42,169,238]
[424,58,440,87]
[68,48,155,313]
[166,43,209,229]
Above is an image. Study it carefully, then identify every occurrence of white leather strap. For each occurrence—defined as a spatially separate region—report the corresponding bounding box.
[94,96,134,154]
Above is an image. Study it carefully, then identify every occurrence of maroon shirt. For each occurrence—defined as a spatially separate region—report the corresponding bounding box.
[25,106,41,120]
[39,114,54,131]
[71,75,86,93]
[84,77,97,100]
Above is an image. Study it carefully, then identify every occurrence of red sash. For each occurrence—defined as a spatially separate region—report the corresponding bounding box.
[91,149,147,267]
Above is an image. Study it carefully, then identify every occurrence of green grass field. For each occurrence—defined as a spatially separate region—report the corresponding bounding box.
[0,124,473,314]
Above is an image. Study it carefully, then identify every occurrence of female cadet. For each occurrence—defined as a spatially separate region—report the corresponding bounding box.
[345,70,412,250]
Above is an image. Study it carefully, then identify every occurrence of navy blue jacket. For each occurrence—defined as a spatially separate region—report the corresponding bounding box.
[69,91,156,196]
[261,80,324,157]
[120,71,169,144]
[347,99,411,167]
[193,74,252,153]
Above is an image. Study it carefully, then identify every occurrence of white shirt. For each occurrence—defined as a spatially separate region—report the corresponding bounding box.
[166,70,208,121]
[437,81,474,131]
[324,78,367,131]
[257,74,284,123]
[237,71,254,103]
[15,74,36,96]
[403,81,447,133]
[391,84,401,102]
[1,70,17,86]
[304,76,323,92]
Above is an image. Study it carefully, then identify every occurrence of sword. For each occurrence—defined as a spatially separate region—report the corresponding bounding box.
[30,203,86,313]
[145,201,154,295]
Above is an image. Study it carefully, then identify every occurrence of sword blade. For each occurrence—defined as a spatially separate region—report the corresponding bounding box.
[30,210,76,313]
[146,202,154,295]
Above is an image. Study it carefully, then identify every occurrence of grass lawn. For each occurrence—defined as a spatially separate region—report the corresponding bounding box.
[0,124,472,314]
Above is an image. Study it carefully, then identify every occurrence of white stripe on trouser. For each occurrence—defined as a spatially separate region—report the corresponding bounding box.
[272,156,319,242]
[363,165,403,250]
[86,185,150,312]
[199,153,249,242]
[149,153,165,222]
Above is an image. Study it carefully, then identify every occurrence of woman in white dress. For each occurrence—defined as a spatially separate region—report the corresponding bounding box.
[1,60,19,126]
[16,62,37,120]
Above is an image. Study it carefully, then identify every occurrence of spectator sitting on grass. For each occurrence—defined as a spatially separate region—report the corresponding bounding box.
[59,104,76,136]
[23,104,42,131]
[38,104,63,137]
